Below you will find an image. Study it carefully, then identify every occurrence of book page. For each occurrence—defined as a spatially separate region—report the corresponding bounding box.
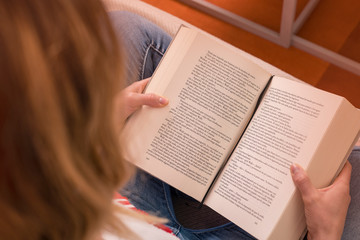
[205,76,360,239]
[121,27,271,201]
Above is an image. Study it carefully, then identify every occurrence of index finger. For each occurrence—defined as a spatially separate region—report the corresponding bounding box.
[333,161,352,186]
[126,78,150,93]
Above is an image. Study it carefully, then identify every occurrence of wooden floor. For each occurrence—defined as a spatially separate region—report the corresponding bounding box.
[142,0,360,108]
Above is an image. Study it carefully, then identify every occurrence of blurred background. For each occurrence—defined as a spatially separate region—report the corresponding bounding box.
[142,0,360,108]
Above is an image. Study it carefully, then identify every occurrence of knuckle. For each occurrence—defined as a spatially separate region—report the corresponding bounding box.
[147,93,157,103]
[295,174,309,187]
[342,189,351,203]
[127,92,136,100]
[302,193,319,206]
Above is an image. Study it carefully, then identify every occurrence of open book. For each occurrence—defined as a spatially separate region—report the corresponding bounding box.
[121,26,360,240]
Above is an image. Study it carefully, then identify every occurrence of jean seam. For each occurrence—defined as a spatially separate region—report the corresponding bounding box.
[141,41,165,79]
[150,44,166,56]
[163,182,182,235]
[140,40,151,80]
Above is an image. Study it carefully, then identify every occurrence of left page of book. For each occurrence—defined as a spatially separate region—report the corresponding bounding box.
[121,27,271,201]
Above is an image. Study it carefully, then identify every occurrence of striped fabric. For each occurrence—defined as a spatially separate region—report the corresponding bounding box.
[113,192,175,236]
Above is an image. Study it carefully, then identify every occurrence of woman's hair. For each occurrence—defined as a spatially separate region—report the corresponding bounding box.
[0,0,134,239]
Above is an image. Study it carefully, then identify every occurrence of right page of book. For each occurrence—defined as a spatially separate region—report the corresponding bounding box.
[205,76,360,240]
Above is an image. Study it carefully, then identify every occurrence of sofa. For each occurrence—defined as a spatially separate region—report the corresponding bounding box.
[102,0,302,83]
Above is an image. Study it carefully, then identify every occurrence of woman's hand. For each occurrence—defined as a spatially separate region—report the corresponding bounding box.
[115,78,169,127]
[290,162,352,240]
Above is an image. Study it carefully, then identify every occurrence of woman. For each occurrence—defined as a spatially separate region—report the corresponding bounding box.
[0,0,357,239]
[0,0,168,239]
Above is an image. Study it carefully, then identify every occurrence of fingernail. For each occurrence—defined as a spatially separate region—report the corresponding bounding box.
[290,163,299,175]
[159,97,169,105]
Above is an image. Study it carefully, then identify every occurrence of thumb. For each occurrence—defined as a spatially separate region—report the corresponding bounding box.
[290,164,317,200]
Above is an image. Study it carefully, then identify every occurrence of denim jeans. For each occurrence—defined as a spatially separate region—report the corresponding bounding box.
[109,11,360,240]
[343,146,360,240]
[109,11,171,85]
